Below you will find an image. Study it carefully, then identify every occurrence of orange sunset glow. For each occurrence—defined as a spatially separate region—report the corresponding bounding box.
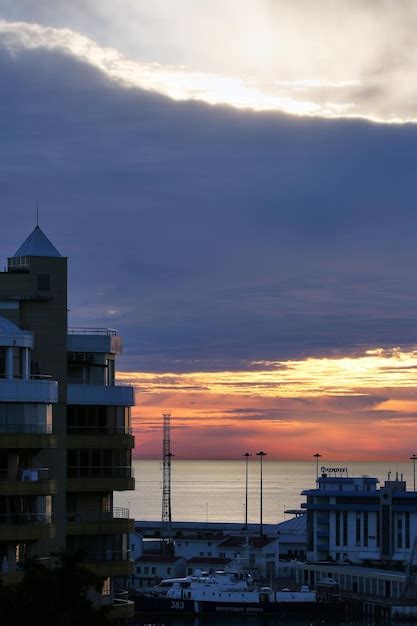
[120,347,417,461]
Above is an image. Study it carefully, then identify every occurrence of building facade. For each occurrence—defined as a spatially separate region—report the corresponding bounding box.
[302,474,417,565]
[0,226,135,621]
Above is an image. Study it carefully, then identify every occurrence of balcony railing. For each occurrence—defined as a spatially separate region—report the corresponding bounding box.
[66,507,130,522]
[91,590,130,607]
[0,513,52,525]
[18,468,50,481]
[67,466,134,479]
[0,374,53,381]
[0,468,50,481]
[84,549,131,562]
[0,423,52,434]
[67,425,132,435]
[68,328,118,337]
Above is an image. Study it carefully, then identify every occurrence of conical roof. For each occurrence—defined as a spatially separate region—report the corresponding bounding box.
[0,316,24,336]
[13,226,62,258]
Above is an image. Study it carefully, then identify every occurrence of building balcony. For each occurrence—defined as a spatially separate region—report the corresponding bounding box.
[84,550,134,577]
[67,384,134,407]
[108,598,135,620]
[67,466,135,492]
[66,427,134,450]
[68,328,122,355]
[0,571,24,585]
[0,468,56,496]
[92,591,135,620]
[0,556,50,585]
[0,378,58,403]
[0,424,55,449]
[0,513,55,541]
[66,507,134,535]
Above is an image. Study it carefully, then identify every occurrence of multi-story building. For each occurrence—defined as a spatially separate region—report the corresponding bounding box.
[0,225,135,622]
[302,473,417,565]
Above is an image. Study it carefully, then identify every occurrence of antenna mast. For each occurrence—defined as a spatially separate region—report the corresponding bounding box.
[161,412,174,554]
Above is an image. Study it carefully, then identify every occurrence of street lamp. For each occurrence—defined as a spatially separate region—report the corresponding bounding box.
[243,453,252,531]
[313,453,322,481]
[256,451,267,538]
[410,455,417,492]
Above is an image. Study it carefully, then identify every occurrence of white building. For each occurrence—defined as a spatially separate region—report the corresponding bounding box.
[302,473,417,565]
[133,555,185,589]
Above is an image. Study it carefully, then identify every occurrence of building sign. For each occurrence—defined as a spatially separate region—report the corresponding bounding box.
[321,466,348,475]
[68,352,95,364]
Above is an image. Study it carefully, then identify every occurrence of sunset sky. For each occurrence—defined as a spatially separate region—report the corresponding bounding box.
[2,1,417,459]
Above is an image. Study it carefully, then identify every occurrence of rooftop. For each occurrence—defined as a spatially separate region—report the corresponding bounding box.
[218,536,277,549]
[13,226,62,258]
[186,557,232,564]
[136,555,182,563]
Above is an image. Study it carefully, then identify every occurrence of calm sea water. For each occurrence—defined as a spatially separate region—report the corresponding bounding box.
[115,460,414,524]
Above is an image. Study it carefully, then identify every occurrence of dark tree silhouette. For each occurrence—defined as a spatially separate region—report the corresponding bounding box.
[0,551,111,626]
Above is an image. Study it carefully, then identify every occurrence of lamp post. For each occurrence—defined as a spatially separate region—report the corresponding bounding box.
[411,455,417,492]
[313,453,322,481]
[243,453,252,531]
[256,451,266,538]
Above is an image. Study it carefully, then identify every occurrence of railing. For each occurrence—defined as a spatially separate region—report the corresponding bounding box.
[68,327,118,337]
[0,513,52,525]
[0,374,53,381]
[0,468,50,481]
[8,257,30,270]
[67,466,134,479]
[18,468,50,481]
[84,549,131,562]
[67,425,132,435]
[89,590,130,607]
[67,380,133,388]
[0,423,52,434]
[66,507,130,523]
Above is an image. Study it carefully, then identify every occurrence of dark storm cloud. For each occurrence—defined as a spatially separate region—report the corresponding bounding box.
[2,43,417,372]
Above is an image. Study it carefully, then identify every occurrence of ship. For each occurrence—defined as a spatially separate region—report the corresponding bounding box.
[131,567,346,617]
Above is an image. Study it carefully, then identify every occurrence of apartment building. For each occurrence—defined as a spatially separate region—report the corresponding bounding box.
[0,225,135,622]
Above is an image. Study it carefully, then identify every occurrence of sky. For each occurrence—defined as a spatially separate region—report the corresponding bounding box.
[1,1,417,460]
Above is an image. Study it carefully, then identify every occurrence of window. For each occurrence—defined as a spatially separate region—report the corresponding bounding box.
[37,274,50,291]
[397,515,403,549]
[356,514,361,546]
[102,578,111,596]
[364,512,368,547]
[343,512,348,546]
[144,566,149,574]
[219,552,225,558]
[406,512,410,548]
[167,567,172,574]
[335,511,340,546]
[151,567,156,574]
[136,566,141,573]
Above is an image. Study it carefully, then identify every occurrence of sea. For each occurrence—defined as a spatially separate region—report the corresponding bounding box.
[117,460,415,625]
[115,459,414,524]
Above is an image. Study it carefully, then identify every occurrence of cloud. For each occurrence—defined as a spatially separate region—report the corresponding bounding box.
[1,11,417,123]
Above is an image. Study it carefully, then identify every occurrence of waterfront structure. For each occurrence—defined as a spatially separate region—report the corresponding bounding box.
[296,561,406,599]
[0,226,135,621]
[134,517,306,561]
[302,473,417,565]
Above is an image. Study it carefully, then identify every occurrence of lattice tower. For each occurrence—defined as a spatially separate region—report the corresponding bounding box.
[161,412,174,554]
